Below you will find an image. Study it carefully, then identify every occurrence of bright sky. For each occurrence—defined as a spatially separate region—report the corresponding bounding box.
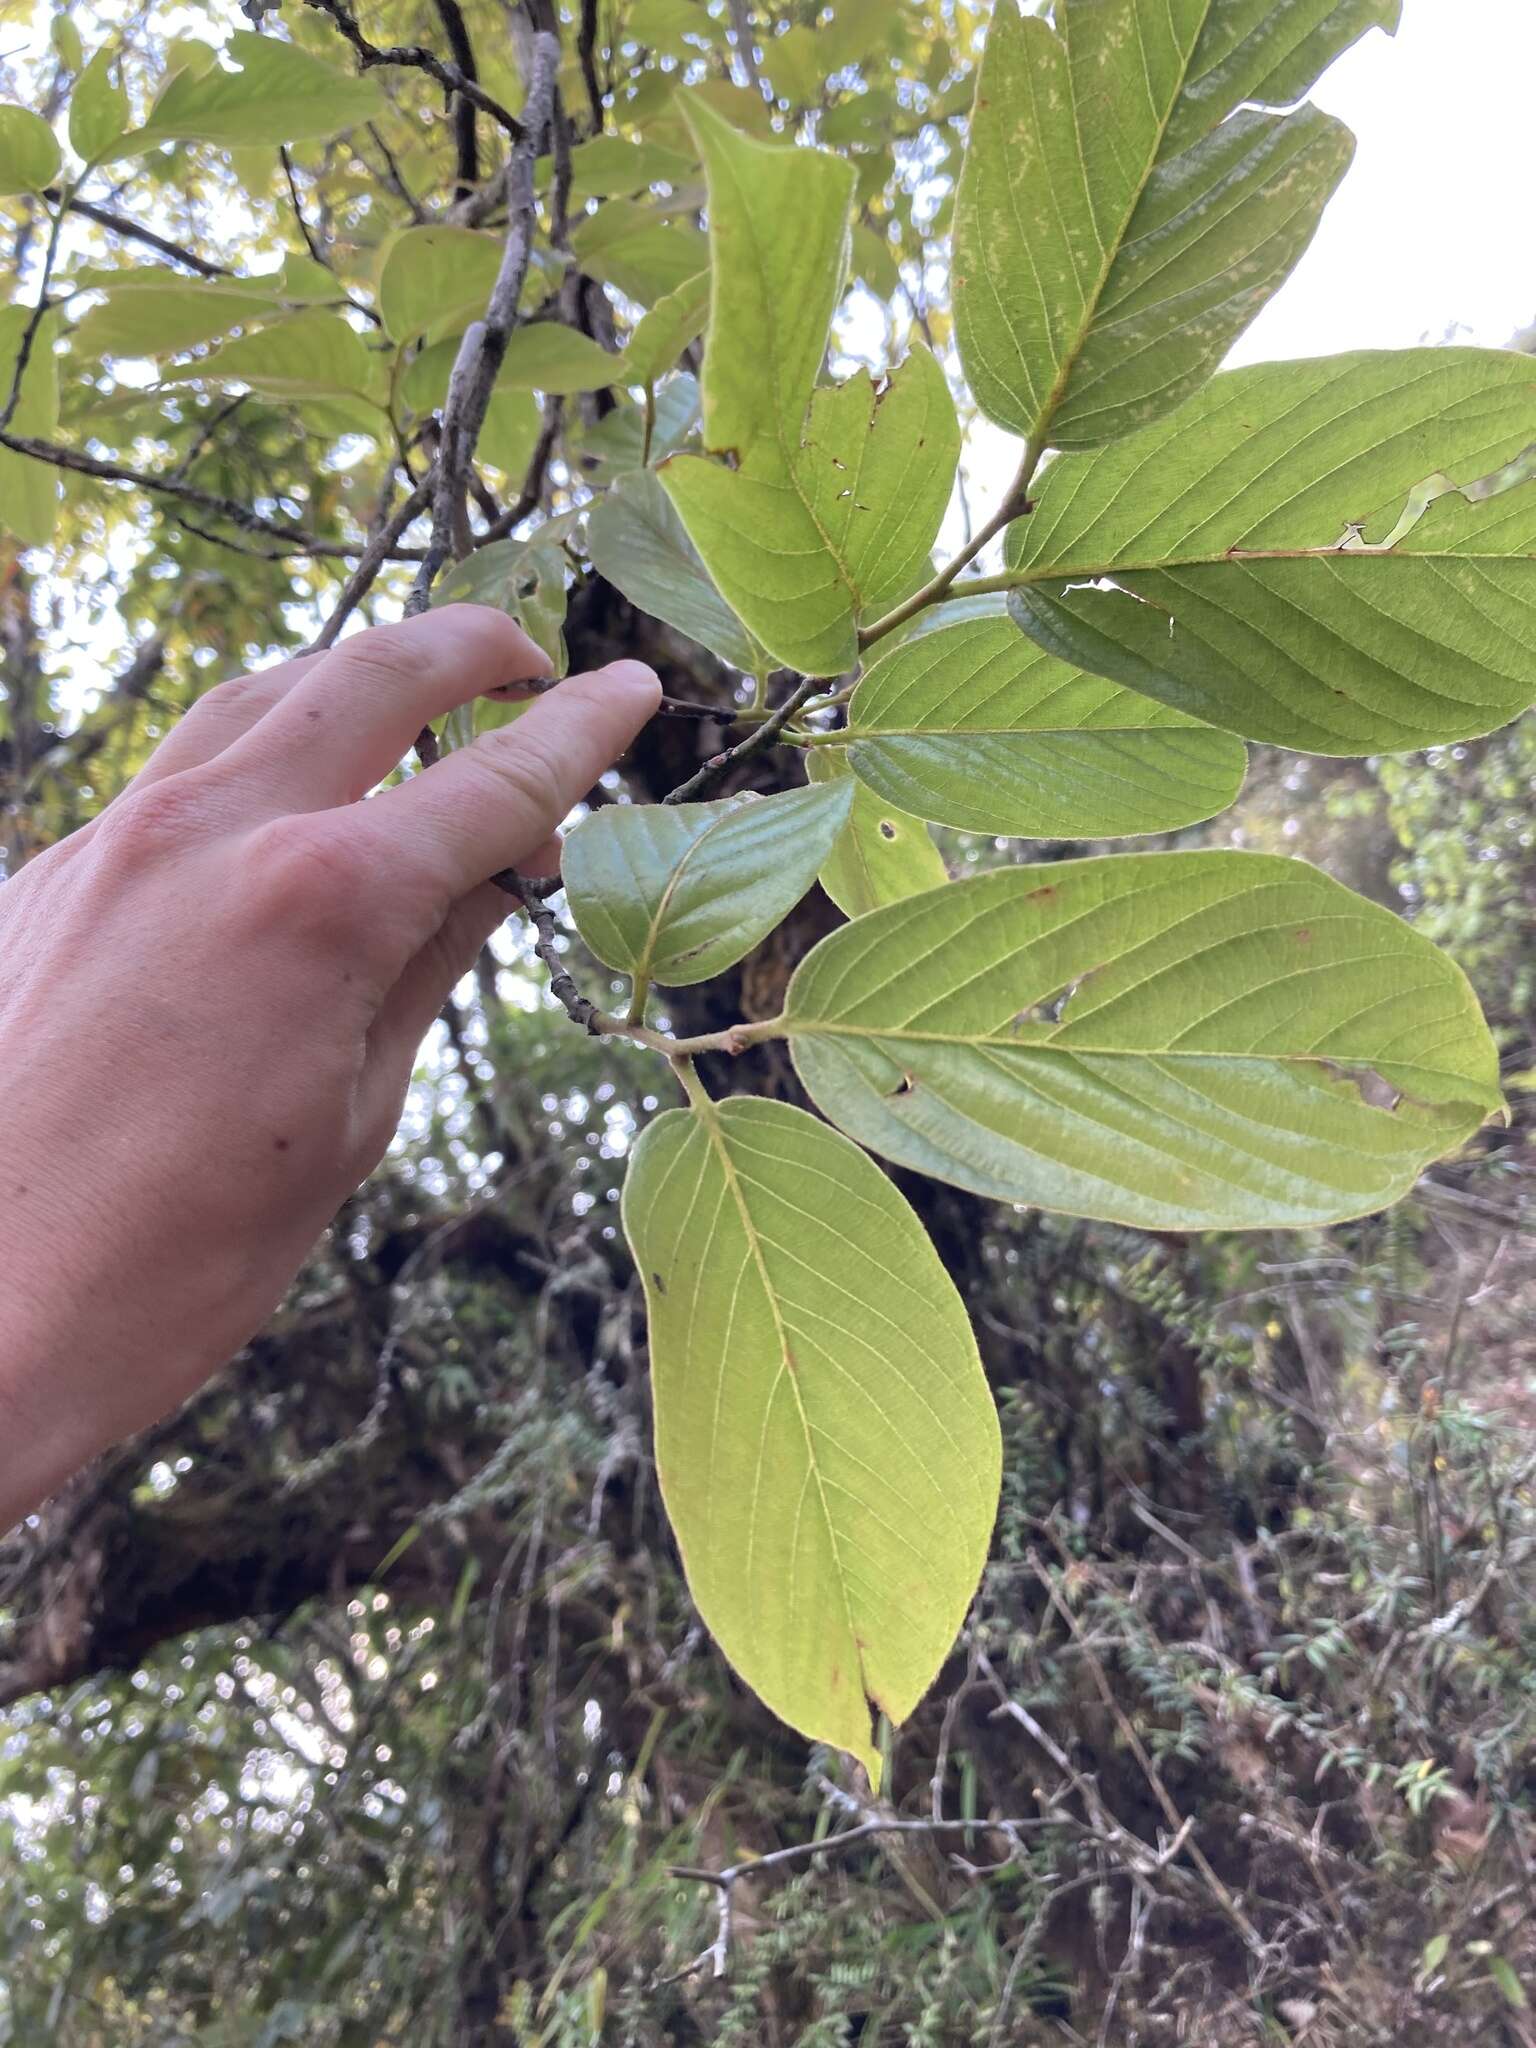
[1231,1,1535,363]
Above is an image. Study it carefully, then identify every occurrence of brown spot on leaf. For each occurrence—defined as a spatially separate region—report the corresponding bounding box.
[878,819,897,840]
[1026,883,1057,903]
[1294,927,1312,944]
[651,1271,667,1295]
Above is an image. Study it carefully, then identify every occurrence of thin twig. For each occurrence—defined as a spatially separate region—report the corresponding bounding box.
[665,1810,1050,1980]
[311,478,433,647]
[1028,1550,1270,1960]
[0,192,67,435]
[662,673,819,803]
[433,0,482,199]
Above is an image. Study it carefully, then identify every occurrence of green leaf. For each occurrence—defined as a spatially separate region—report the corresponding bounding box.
[1419,1934,1451,1978]
[780,851,1502,1230]
[1003,349,1536,754]
[68,50,130,164]
[760,23,824,105]
[497,324,623,394]
[806,750,947,920]
[435,530,571,673]
[660,456,860,676]
[1489,1957,1528,2012]
[0,306,60,544]
[555,133,695,201]
[627,0,716,56]
[952,0,1392,450]
[476,387,542,480]
[683,92,853,461]
[563,781,854,986]
[622,1093,1000,1779]
[662,342,958,676]
[794,344,960,622]
[851,221,900,299]
[838,615,1245,837]
[585,468,765,670]
[378,227,504,346]
[51,14,84,74]
[0,105,62,194]
[620,270,709,386]
[654,97,858,671]
[114,32,386,156]
[572,375,699,482]
[164,310,380,405]
[73,277,284,359]
[570,202,708,305]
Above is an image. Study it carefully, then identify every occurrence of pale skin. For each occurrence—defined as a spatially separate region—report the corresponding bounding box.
[0,603,662,1531]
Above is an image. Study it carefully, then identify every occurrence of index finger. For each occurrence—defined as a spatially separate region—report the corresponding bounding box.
[217,604,553,812]
[357,659,661,897]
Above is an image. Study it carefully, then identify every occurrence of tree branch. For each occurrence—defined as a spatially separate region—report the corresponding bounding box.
[577,0,604,133]
[433,0,482,199]
[407,32,561,614]
[301,0,527,142]
[0,427,426,558]
[46,192,233,278]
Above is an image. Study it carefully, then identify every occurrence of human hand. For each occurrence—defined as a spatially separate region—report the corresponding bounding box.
[0,605,660,1526]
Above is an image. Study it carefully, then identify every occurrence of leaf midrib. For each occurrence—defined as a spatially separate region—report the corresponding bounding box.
[839,720,1224,740]
[695,1102,869,1699]
[1018,1,1208,453]
[783,1019,1493,1093]
[1009,542,1533,587]
[632,806,743,982]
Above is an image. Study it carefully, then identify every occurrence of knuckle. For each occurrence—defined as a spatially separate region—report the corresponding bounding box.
[243,816,370,930]
[194,673,268,721]
[473,727,563,816]
[99,774,210,862]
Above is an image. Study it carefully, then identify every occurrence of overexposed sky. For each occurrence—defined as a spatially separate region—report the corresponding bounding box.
[1232,1,1535,363]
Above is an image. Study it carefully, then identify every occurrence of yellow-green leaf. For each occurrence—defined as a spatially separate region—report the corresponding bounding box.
[0,105,62,194]
[163,310,380,406]
[806,750,948,920]
[622,1094,1000,1780]
[839,614,1246,836]
[564,781,853,986]
[585,467,765,670]
[684,92,852,461]
[0,306,60,543]
[952,0,1391,449]
[662,342,958,676]
[498,324,623,394]
[378,227,504,346]
[1004,349,1536,754]
[782,851,1502,1230]
[67,49,129,164]
[620,270,709,386]
[73,276,284,359]
[113,32,386,156]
